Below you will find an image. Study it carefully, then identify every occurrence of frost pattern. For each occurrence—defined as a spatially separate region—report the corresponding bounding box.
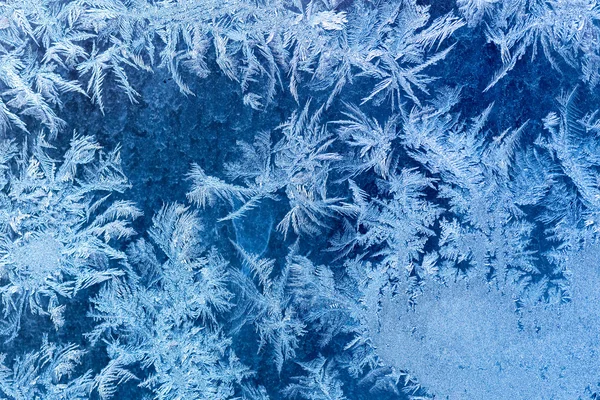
[371,245,600,399]
[3,0,600,399]
[0,134,140,341]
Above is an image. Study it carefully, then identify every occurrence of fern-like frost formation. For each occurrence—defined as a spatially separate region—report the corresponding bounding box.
[1,0,600,399]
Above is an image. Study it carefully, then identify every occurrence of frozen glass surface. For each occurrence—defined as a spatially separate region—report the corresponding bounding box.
[0,0,599,399]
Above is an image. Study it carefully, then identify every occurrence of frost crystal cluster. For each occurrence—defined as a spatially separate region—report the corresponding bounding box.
[0,0,600,399]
